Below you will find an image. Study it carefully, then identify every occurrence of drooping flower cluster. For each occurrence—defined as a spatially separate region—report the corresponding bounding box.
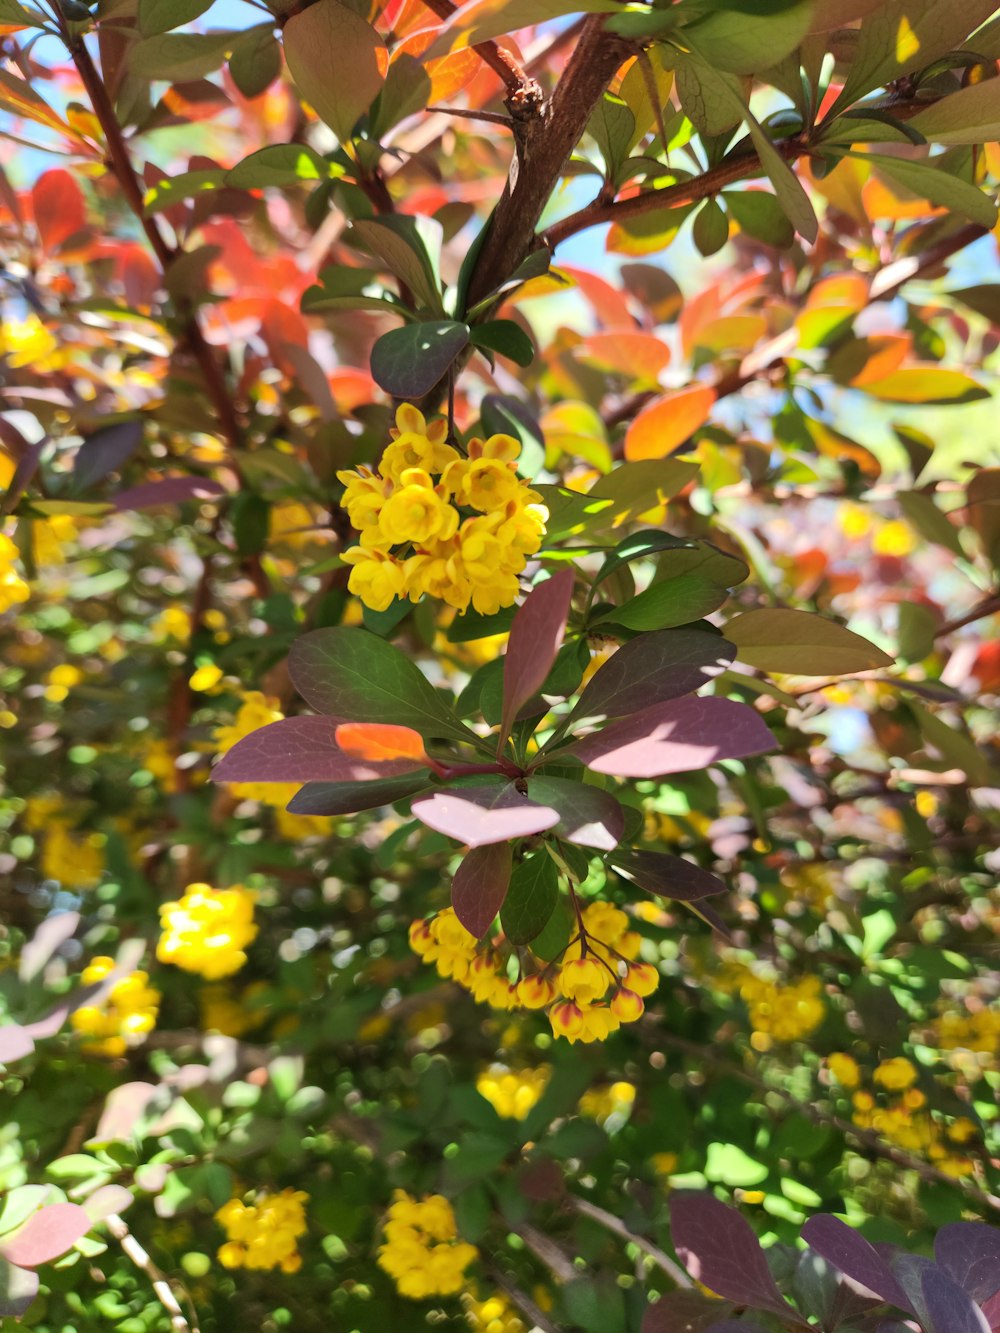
[157,883,258,979]
[377,1190,477,1300]
[337,405,548,614]
[721,964,826,1050]
[215,1189,308,1273]
[850,1085,975,1178]
[463,1290,526,1332]
[71,957,161,1058]
[410,903,659,1044]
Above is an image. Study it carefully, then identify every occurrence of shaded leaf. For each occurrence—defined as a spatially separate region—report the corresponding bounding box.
[671,1193,805,1323]
[527,775,624,850]
[113,477,226,510]
[566,696,775,778]
[351,215,444,314]
[610,848,727,902]
[0,1258,39,1320]
[501,568,575,745]
[73,421,144,490]
[287,773,431,816]
[802,1215,914,1311]
[228,24,282,99]
[500,850,559,944]
[371,321,469,398]
[724,608,894,675]
[411,780,559,847]
[642,1289,735,1332]
[211,716,429,785]
[934,1223,1000,1307]
[469,319,535,367]
[128,31,234,80]
[568,628,735,726]
[910,75,1000,144]
[283,0,384,143]
[139,0,214,35]
[289,628,475,746]
[452,842,513,940]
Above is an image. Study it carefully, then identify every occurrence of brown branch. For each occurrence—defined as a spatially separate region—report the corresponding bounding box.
[419,0,530,95]
[566,1196,693,1289]
[464,16,635,309]
[484,1262,561,1333]
[934,593,1000,637]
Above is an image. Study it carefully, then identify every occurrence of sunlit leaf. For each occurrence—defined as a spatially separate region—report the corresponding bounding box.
[624,386,716,460]
[283,0,385,143]
[725,608,895,675]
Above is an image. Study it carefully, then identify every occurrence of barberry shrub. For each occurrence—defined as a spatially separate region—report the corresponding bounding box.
[1,0,999,1330]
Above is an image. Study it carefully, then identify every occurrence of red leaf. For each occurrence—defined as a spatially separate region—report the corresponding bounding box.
[113,477,227,510]
[0,1203,91,1268]
[568,696,775,777]
[412,780,559,847]
[452,841,513,938]
[500,569,574,746]
[212,716,427,784]
[31,169,86,253]
[568,629,735,726]
[334,723,428,764]
[611,848,726,902]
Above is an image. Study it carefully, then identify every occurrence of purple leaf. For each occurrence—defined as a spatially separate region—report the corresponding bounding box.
[527,775,624,850]
[452,841,513,938]
[82,1185,134,1223]
[500,569,575,746]
[112,476,226,509]
[670,1193,805,1324]
[18,911,79,985]
[610,848,726,901]
[982,1291,1000,1331]
[0,1258,39,1319]
[211,716,427,784]
[0,1026,34,1064]
[287,773,432,816]
[0,432,47,519]
[567,628,734,726]
[90,1082,159,1145]
[802,1216,914,1313]
[567,696,775,777]
[919,1264,991,1333]
[411,780,559,847]
[73,420,144,490]
[0,1203,91,1267]
[935,1222,1000,1306]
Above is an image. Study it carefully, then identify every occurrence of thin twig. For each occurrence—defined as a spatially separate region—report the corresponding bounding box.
[426,104,514,126]
[104,1215,199,1333]
[484,1261,561,1333]
[934,593,1000,637]
[516,1221,577,1283]
[566,1196,693,1289]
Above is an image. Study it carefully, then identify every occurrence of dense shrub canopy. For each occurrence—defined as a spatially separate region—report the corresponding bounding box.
[0,1,998,1331]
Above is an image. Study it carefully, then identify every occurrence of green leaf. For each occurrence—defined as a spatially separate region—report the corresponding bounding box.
[829,0,1000,114]
[725,189,795,247]
[705,1141,769,1186]
[593,540,748,631]
[896,491,964,556]
[370,320,470,398]
[128,31,235,80]
[139,0,214,36]
[371,51,431,139]
[283,0,385,144]
[288,627,476,746]
[227,24,281,100]
[911,702,991,784]
[674,56,746,136]
[851,150,998,227]
[469,319,535,367]
[142,169,226,214]
[227,144,330,189]
[0,2,44,28]
[500,851,559,945]
[288,773,431,816]
[680,0,815,75]
[588,91,636,176]
[350,214,445,314]
[724,608,895,675]
[586,460,699,525]
[692,197,729,256]
[910,76,1000,144]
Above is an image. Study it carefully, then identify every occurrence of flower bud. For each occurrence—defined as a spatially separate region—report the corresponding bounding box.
[610,988,644,1023]
[625,962,659,997]
[517,974,556,1010]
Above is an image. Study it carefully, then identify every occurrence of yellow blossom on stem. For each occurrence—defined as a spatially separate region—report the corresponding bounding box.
[71,957,160,1058]
[157,884,258,980]
[215,1189,308,1273]
[377,1191,476,1299]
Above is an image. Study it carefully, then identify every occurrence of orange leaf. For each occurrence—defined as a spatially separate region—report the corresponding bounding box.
[32,169,86,253]
[335,723,428,764]
[624,385,716,461]
[827,333,911,388]
[576,331,670,385]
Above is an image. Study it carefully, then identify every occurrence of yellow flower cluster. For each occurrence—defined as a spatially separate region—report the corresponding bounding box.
[476,1064,551,1120]
[409,903,659,1044]
[464,1291,525,1332]
[337,405,548,614]
[827,1052,861,1088]
[851,1086,974,1177]
[22,795,106,888]
[199,981,268,1037]
[733,969,825,1050]
[0,533,29,616]
[213,692,330,838]
[377,1190,477,1300]
[579,1080,636,1123]
[931,1007,1000,1068]
[216,1189,308,1273]
[71,957,160,1058]
[157,884,258,980]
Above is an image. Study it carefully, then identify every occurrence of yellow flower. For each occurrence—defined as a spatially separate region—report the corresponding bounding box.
[341,546,407,612]
[213,691,284,752]
[0,315,67,371]
[558,957,610,1005]
[43,663,82,703]
[0,533,29,615]
[827,1053,861,1088]
[378,468,459,545]
[71,957,160,1058]
[579,1081,636,1122]
[464,1290,525,1332]
[476,1064,551,1119]
[157,884,258,980]
[378,1191,476,1299]
[873,1057,917,1091]
[189,663,223,692]
[215,1189,308,1273]
[151,606,192,644]
[873,520,915,557]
